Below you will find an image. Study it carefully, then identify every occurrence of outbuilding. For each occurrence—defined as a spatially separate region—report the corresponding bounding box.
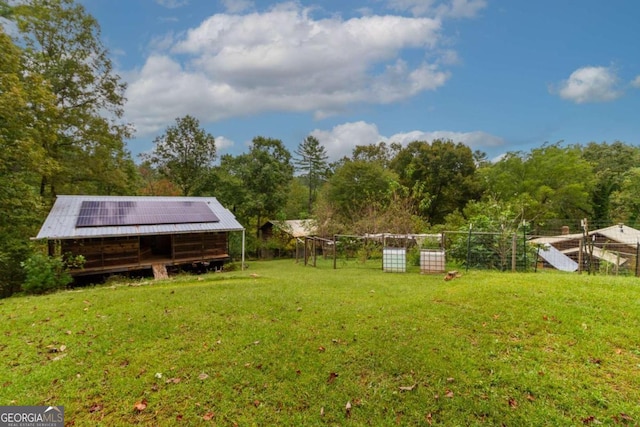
[530,224,640,274]
[35,195,245,278]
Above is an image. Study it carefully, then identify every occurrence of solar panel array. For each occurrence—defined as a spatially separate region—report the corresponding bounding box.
[76,201,220,228]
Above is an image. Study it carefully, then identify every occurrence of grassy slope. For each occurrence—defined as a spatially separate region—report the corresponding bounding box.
[1,260,639,426]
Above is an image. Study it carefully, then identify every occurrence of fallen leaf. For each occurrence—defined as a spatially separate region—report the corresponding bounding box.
[253,400,260,407]
[320,407,324,417]
[59,344,66,352]
[613,413,634,423]
[202,412,214,421]
[327,372,339,384]
[399,384,417,392]
[508,398,517,408]
[198,373,209,380]
[133,399,147,412]
[345,401,352,418]
[88,403,103,413]
[615,348,623,355]
[526,394,535,402]
[176,414,183,421]
[426,413,433,425]
[166,377,181,384]
[318,346,326,352]
[582,415,595,424]
[445,390,454,398]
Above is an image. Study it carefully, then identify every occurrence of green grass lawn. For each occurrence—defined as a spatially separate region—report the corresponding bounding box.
[1,259,640,426]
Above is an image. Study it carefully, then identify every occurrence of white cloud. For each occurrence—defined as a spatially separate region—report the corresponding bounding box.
[215,135,235,152]
[156,0,189,9]
[221,0,254,13]
[555,66,622,104]
[125,5,452,136]
[632,75,640,88]
[310,121,504,161]
[311,122,384,160]
[446,0,487,18]
[387,130,504,148]
[386,0,487,18]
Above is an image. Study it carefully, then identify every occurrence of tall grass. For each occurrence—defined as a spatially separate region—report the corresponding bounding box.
[1,260,639,425]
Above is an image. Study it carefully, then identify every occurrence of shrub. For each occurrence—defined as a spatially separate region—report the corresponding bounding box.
[21,252,78,294]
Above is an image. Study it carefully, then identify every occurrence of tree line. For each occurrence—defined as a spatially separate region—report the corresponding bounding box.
[2,0,640,295]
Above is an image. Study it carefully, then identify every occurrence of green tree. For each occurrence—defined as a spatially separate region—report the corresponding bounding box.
[351,141,402,167]
[610,167,640,225]
[9,0,136,199]
[483,143,594,230]
[0,28,56,296]
[137,160,181,196]
[143,115,216,196]
[581,141,640,227]
[390,139,482,224]
[283,177,312,219]
[326,160,397,224]
[294,136,328,214]
[216,137,293,236]
[444,197,523,270]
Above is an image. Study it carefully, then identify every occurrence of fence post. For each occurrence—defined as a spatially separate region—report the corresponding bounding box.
[466,224,473,272]
[522,220,527,272]
[636,243,639,277]
[333,235,337,270]
[511,233,517,272]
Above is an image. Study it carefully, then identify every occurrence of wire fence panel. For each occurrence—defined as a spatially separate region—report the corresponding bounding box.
[323,228,640,277]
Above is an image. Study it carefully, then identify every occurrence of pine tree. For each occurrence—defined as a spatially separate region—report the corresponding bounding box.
[294,136,329,215]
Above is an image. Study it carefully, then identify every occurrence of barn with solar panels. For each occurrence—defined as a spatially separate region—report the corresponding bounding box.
[35,195,245,278]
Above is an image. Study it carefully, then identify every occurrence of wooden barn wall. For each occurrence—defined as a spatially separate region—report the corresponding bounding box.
[172,232,227,261]
[59,232,229,272]
[61,236,139,270]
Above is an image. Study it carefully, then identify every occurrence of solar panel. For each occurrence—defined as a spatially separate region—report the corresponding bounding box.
[76,201,220,228]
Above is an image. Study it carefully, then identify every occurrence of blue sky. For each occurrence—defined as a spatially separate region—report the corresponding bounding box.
[78,0,640,162]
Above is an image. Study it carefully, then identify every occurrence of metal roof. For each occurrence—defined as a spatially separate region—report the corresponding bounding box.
[35,195,245,240]
[530,224,640,247]
[267,219,317,238]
